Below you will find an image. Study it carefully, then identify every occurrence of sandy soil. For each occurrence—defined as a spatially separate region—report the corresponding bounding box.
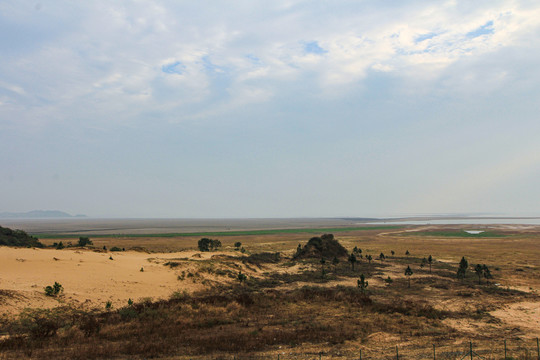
[0,247,235,314]
[491,301,540,338]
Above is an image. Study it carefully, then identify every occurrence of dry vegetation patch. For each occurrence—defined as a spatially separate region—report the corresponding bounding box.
[2,225,540,358]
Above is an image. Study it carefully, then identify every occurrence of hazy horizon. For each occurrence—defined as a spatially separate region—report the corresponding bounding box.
[2,1,540,218]
[3,210,540,220]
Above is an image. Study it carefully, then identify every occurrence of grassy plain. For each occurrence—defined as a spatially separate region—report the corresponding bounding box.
[1,224,540,359]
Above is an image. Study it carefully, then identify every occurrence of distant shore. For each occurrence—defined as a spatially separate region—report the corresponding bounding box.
[2,216,540,236]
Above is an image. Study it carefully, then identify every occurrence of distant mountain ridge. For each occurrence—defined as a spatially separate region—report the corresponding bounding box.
[0,210,86,219]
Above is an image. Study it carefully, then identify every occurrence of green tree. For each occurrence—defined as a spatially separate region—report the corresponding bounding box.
[237,271,247,284]
[198,238,212,252]
[320,257,326,278]
[210,239,222,251]
[379,252,385,261]
[234,242,242,249]
[391,250,395,256]
[405,265,413,288]
[482,264,493,283]
[366,254,373,264]
[405,250,410,256]
[474,264,483,284]
[428,255,433,274]
[457,256,468,281]
[357,274,369,293]
[348,253,357,271]
[295,244,302,257]
[78,237,93,247]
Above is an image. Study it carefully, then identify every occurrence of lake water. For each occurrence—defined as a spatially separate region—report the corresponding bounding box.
[365,217,540,225]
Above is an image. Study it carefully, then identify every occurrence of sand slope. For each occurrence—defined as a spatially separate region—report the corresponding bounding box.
[0,247,218,314]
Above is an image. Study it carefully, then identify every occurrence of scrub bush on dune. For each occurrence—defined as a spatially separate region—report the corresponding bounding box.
[44,282,63,297]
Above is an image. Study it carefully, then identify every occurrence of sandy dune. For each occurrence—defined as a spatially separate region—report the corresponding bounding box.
[0,247,223,314]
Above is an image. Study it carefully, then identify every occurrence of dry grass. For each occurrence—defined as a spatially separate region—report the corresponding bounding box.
[2,224,540,359]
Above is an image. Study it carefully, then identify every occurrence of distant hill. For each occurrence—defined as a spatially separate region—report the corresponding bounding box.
[0,225,44,247]
[0,210,86,219]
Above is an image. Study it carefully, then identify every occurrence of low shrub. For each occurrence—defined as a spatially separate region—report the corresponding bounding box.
[44,282,63,297]
[164,261,180,268]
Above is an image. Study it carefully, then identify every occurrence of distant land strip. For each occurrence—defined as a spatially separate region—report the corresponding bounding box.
[33,225,405,239]
[402,230,508,238]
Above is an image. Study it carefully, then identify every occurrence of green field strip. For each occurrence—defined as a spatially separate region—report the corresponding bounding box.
[33,225,404,239]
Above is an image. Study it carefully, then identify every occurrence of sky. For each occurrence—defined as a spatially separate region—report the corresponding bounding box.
[1,1,540,218]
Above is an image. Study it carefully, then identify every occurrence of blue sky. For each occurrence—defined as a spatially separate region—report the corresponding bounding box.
[1,1,540,218]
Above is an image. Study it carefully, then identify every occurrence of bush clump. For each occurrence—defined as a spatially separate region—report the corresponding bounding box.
[293,234,348,260]
[44,282,63,297]
[198,238,222,252]
[0,225,44,247]
[77,237,93,247]
[244,252,281,264]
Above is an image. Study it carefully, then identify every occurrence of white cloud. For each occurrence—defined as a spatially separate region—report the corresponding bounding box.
[0,81,26,96]
[2,0,540,127]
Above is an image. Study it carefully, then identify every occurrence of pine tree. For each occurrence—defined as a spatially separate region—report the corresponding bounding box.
[357,274,369,293]
[475,264,483,284]
[348,253,357,271]
[366,254,372,264]
[295,244,302,257]
[457,256,468,281]
[482,264,493,284]
[405,266,413,288]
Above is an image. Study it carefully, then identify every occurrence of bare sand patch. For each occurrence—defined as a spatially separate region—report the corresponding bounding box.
[491,301,540,338]
[0,247,235,314]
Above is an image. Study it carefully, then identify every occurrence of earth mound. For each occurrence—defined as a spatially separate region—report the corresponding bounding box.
[293,234,349,259]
